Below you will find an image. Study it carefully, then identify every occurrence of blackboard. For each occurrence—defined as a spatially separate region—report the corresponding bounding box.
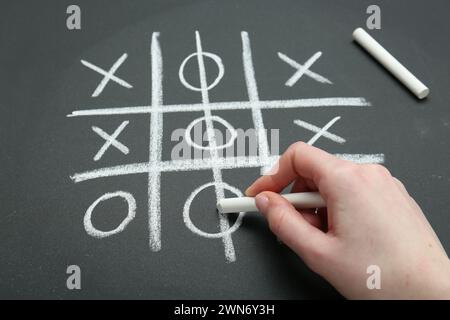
[1,0,449,299]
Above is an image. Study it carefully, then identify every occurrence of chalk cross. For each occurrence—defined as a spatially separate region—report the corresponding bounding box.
[278,52,332,87]
[81,53,133,97]
[92,121,130,161]
[294,116,345,145]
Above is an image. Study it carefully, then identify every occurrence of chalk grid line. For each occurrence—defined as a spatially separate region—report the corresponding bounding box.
[70,31,384,262]
[148,32,163,252]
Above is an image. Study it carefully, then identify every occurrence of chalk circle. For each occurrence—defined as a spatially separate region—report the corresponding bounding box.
[183,182,245,238]
[179,52,224,91]
[84,191,136,238]
[184,116,238,150]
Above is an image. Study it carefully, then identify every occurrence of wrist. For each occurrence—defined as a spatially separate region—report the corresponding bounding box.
[399,257,450,299]
[429,259,450,299]
[440,260,450,299]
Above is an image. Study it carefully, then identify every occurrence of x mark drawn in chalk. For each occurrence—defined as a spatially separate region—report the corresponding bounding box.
[278,52,332,87]
[92,121,130,161]
[294,116,345,145]
[81,53,133,97]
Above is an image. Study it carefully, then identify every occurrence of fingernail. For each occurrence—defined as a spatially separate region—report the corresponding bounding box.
[245,185,254,196]
[255,194,269,212]
[264,162,280,176]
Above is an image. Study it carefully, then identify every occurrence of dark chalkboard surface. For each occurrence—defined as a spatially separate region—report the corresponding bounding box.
[1,0,449,299]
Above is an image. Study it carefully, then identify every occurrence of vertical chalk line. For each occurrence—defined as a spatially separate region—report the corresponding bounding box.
[148,32,163,251]
[194,31,236,262]
[241,32,270,173]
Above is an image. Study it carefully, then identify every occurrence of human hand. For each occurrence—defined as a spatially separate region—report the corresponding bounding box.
[246,142,450,299]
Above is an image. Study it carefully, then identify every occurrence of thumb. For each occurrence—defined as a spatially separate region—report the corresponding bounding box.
[255,191,332,267]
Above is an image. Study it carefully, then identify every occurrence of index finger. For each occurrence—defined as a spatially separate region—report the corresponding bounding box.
[245,142,342,196]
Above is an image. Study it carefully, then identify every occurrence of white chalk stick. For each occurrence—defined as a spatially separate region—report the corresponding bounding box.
[216,192,326,214]
[352,27,429,99]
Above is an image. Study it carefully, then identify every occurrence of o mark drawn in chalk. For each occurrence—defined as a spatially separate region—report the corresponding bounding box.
[294,116,345,145]
[278,52,332,87]
[84,191,136,238]
[184,116,238,150]
[92,121,130,161]
[81,53,133,97]
[179,52,224,91]
[183,182,245,238]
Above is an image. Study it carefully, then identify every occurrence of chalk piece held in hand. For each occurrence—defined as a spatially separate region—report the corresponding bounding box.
[352,27,429,99]
[217,192,326,214]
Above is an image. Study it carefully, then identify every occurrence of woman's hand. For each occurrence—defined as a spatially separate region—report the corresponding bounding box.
[246,142,450,299]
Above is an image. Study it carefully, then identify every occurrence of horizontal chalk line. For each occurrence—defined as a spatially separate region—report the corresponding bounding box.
[70,153,384,183]
[67,97,371,117]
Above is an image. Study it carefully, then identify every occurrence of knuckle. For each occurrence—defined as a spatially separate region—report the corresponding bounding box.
[366,164,392,178]
[393,177,404,187]
[287,141,307,155]
[372,163,391,175]
[329,163,361,184]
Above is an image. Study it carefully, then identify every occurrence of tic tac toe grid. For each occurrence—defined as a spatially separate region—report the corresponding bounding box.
[68,31,383,262]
